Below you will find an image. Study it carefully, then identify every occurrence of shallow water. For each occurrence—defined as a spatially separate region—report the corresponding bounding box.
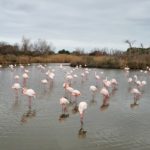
[0,64,150,150]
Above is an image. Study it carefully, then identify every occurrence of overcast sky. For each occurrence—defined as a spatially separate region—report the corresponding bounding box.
[0,0,150,51]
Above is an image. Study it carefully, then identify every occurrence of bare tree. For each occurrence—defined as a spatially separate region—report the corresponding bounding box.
[125,40,136,48]
[33,39,55,54]
[21,36,32,52]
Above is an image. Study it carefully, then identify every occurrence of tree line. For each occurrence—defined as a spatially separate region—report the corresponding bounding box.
[0,37,150,56]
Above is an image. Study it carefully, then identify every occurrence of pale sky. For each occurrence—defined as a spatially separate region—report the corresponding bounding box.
[0,0,150,52]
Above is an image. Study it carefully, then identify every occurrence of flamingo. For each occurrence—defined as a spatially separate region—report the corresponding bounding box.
[63,82,69,91]
[66,86,74,100]
[124,67,130,72]
[89,85,97,99]
[111,78,118,90]
[14,75,20,82]
[81,72,85,83]
[41,79,48,91]
[100,87,109,98]
[84,69,89,80]
[66,74,73,85]
[100,87,110,106]
[24,69,29,73]
[12,83,21,98]
[95,72,100,86]
[59,97,69,116]
[41,79,48,84]
[131,88,141,105]
[128,77,133,83]
[78,101,87,126]
[22,73,29,87]
[103,78,111,89]
[72,89,81,102]
[22,88,36,108]
[22,73,29,79]
[73,74,78,83]
[48,72,55,85]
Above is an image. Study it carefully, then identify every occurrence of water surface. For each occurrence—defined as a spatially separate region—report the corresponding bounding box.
[0,64,150,150]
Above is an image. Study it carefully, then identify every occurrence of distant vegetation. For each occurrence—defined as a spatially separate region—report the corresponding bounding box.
[0,37,150,69]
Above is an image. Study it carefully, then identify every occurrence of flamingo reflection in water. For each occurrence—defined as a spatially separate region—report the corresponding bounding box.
[21,106,36,123]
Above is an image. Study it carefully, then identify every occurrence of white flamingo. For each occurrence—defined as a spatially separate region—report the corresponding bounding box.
[41,79,48,91]
[12,83,21,98]
[14,75,20,82]
[111,78,118,90]
[89,85,97,99]
[95,72,100,86]
[22,88,36,108]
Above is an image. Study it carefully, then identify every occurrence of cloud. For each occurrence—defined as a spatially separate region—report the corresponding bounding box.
[0,0,150,51]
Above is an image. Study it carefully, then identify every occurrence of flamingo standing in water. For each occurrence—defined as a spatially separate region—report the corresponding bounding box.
[59,97,69,118]
[131,88,141,105]
[72,89,81,112]
[12,83,21,98]
[72,89,81,102]
[14,75,20,82]
[78,101,87,126]
[89,85,97,100]
[111,78,118,90]
[95,72,100,86]
[100,87,110,107]
[41,79,48,91]
[22,73,29,87]
[100,87,109,99]
[22,88,36,108]
[66,74,73,85]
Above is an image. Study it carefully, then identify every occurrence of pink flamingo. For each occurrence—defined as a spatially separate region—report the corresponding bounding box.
[72,89,81,102]
[103,78,111,89]
[60,97,69,115]
[78,101,87,126]
[131,88,141,105]
[22,73,29,87]
[100,87,110,107]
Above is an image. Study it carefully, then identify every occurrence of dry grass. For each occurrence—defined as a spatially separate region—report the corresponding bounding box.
[0,54,149,69]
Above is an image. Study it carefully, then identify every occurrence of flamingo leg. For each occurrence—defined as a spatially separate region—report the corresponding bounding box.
[15,89,18,98]
[28,96,32,108]
[80,113,84,127]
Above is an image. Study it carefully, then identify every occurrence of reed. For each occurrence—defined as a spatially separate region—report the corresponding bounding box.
[0,53,150,69]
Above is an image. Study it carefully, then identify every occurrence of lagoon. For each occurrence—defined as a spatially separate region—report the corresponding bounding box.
[0,64,150,150]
